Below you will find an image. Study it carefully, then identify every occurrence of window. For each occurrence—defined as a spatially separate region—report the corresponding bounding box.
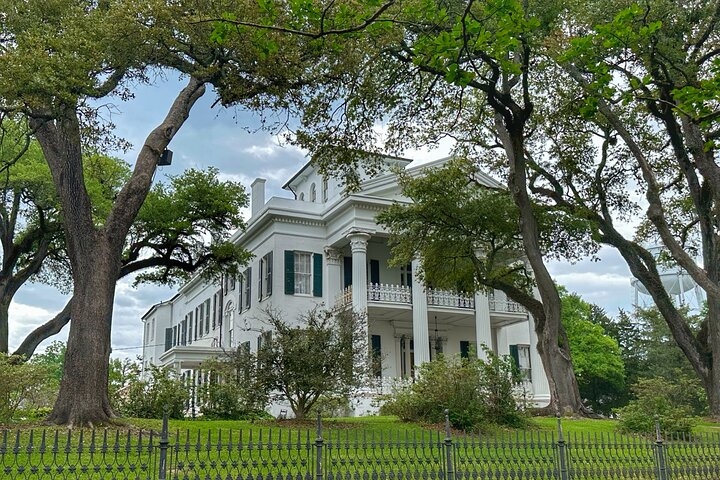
[294,252,312,294]
[371,335,382,377]
[205,299,211,334]
[181,318,187,345]
[310,183,316,202]
[243,267,252,309]
[228,329,234,348]
[509,344,532,382]
[198,304,204,337]
[400,264,412,287]
[284,251,323,297]
[299,192,305,201]
[322,179,328,202]
[151,319,155,342]
[229,275,236,291]
[259,252,273,299]
[165,328,172,352]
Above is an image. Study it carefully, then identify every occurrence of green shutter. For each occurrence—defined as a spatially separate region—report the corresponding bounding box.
[284,250,295,294]
[509,344,520,368]
[460,341,470,359]
[313,253,323,297]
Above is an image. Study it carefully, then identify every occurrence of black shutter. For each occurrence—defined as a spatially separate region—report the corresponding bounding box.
[509,344,520,368]
[285,250,295,294]
[343,256,352,288]
[258,257,263,300]
[370,259,380,285]
[246,267,252,307]
[313,253,323,297]
[460,341,470,359]
[371,335,382,377]
[164,328,172,352]
[267,251,273,296]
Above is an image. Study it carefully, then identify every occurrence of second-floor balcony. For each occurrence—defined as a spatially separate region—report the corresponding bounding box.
[336,284,526,315]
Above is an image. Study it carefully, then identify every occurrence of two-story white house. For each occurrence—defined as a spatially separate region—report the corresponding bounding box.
[140,155,551,414]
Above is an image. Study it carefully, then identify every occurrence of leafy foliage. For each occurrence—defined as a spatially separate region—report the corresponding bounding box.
[117,365,189,419]
[560,288,625,415]
[255,308,370,419]
[199,347,270,420]
[616,377,697,435]
[380,351,527,431]
[0,354,55,423]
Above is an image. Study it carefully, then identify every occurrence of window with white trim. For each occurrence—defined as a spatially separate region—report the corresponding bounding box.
[322,179,328,202]
[259,252,273,299]
[310,183,316,202]
[294,252,312,295]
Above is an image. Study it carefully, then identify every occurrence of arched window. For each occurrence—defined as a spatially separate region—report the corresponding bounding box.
[310,183,317,202]
[299,192,305,201]
[322,179,328,202]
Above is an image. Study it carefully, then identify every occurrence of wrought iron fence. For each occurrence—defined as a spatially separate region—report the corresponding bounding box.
[2,412,720,480]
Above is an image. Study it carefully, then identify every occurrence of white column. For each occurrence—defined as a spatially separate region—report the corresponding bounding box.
[527,313,551,405]
[411,258,430,367]
[324,247,343,306]
[347,232,371,314]
[474,291,492,360]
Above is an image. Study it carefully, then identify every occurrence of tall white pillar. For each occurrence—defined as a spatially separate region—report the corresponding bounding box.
[527,312,550,405]
[411,259,430,367]
[324,247,343,306]
[474,291,492,361]
[347,232,371,314]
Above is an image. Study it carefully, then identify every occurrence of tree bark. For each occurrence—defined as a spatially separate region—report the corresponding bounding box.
[496,113,587,416]
[29,77,205,426]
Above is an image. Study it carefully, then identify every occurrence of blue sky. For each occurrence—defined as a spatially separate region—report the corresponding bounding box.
[8,75,642,359]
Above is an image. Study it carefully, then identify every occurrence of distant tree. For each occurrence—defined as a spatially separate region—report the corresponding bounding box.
[108,357,141,414]
[256,308,370,420]
[559,288,624,415]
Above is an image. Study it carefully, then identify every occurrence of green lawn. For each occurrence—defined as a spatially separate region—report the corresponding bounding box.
[2,416,720,480]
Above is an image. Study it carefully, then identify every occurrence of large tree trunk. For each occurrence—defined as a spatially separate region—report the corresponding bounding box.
[497,114,587,415]
[46,239,119,426]
[0,295,8,354]
[30,78,205,426]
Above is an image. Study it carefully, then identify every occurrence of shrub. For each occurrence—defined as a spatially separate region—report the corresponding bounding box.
[0,354,55,423]
[117,365,189,419]
[198,348,270,420]
[615,377,697,435]
[380,351,526,431]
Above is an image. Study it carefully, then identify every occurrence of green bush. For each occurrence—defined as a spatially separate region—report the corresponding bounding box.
[0,354,56,423]
[615,377,697,435]
[117,365,190,419]
[380,351,526,431]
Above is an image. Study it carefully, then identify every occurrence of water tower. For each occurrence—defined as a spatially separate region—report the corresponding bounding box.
[630,246,705,311]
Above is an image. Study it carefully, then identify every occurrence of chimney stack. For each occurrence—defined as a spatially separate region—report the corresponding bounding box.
[251,178,266,216]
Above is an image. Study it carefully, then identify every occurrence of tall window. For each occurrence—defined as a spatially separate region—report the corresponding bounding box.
[299,192,305,201]
[400,263,412,287]
[205,299,211,334]
[310,183,316,202]
[294,252,312,295]
[259,252,273,299]
[243,267,252,308]
[322,179,328,202]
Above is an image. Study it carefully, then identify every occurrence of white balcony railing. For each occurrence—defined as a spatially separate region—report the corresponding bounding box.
[368,283,412,303]
[335,284,526,314]
[426,287,475,309]
[488,294,526,313]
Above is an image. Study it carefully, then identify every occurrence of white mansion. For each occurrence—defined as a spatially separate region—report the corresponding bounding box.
[140,155,551,414]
